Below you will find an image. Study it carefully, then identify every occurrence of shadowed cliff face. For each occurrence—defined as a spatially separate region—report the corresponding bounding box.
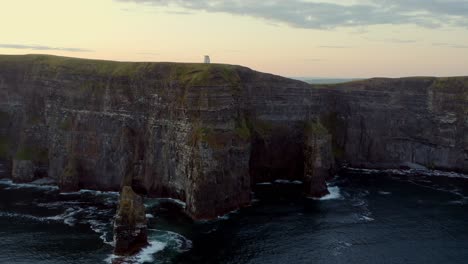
[0,54,466,219]
[329,78,468,173]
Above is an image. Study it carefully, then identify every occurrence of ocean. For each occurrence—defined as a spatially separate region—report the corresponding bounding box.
[1,161,468,264]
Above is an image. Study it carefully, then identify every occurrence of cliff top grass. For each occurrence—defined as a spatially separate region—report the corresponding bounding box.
[0,54,243,86]
[322,76,468,90]
[2,54,468,92]
[431,77,468,89]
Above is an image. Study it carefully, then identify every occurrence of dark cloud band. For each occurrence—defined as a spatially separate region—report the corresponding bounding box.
[114,0,468,29]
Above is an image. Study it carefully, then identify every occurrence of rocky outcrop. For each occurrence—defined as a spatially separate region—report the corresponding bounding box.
[0,54,466,220]
[113,186,148,256]
[12,159,35,183]
[303,121,335,197]
[59,157,79,192]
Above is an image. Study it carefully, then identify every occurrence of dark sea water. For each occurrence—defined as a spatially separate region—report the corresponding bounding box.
[1,161,468,264]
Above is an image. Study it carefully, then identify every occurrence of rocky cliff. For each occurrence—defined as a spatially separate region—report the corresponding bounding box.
[0,54,466,219]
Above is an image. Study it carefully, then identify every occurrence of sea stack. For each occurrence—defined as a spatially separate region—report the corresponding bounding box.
[303,121,335,198]
[113,186,149,256]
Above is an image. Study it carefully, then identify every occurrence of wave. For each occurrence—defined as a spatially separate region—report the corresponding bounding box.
[3,206,115,246]
[0,208,87,226]
[310,186,343,201]
[104,229,192,264]
[360,215,375,222]
[345,167,468,179]
[274,179,302,184]
[0,211,54,223]
[33,196,117,246]
[88,219,114,246]
[152,229,193,253]
[153,198,187,209]
[378,191,392,195]
[105,240,167,264]
[0,178,59,191]
[256,180,303,186]
[145,213,155,219]
[59,189,119,197]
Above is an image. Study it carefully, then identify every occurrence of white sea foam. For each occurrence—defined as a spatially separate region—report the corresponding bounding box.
[136,241,166,263]
[0,211,51,222]
[0,209,83,226]
[333,241,353,256]
[47,207,83,226]
[105,240,167,264]
[149,229,193,253]
[345,167,468,179]
[35,201,86,209]
[156,198,187,209]
[145,213,154,219]
[448,200,466,205]
[0,179,59,191]
[378,191,392,195]
[310,186,343,201]
[60,189,119,197]
[274,179,292,184]
[257,180,303,185]
[88,219,114,246]
[166,231,193,253]
[360,215,375,222]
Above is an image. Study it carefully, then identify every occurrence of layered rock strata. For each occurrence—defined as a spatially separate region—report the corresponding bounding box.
[0,54,466,219]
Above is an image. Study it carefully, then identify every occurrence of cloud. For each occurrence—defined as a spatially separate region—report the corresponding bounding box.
[384,38,418,44]
[304,58,325,62]
[362,36,418,44]
[137,52,160,56]
[433,43,468,49]
[0,43,92,52]
[319,45,352,49]
[114,0,468,29]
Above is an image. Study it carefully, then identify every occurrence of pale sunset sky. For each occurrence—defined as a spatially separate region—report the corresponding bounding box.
[1,0,468,78]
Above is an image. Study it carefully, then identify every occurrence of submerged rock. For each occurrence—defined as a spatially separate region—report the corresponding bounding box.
[113,186,148,256]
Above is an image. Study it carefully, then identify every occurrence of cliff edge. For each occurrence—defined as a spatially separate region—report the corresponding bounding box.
[0,54,466,219]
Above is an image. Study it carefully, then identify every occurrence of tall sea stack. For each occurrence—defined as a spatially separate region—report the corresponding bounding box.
[113,186,148,256]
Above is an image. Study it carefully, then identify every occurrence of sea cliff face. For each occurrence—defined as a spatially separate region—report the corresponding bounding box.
[0,55,466,219]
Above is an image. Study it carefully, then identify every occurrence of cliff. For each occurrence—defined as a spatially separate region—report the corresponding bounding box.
[0,54,466,219]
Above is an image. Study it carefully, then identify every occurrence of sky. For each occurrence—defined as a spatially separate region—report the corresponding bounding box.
[1,0,468,78]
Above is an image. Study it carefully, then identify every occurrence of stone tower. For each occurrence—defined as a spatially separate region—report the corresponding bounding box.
[204,55,211,64]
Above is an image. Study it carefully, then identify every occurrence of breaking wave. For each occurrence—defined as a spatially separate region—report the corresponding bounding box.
[0,178,59,191]
[105,229,192,264]
[345,167,468,179]
[310,185,343,201]
[105,240,167,264]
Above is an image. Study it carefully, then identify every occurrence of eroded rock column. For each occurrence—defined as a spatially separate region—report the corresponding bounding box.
[303,121,335,198]
[113,186,148,256]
